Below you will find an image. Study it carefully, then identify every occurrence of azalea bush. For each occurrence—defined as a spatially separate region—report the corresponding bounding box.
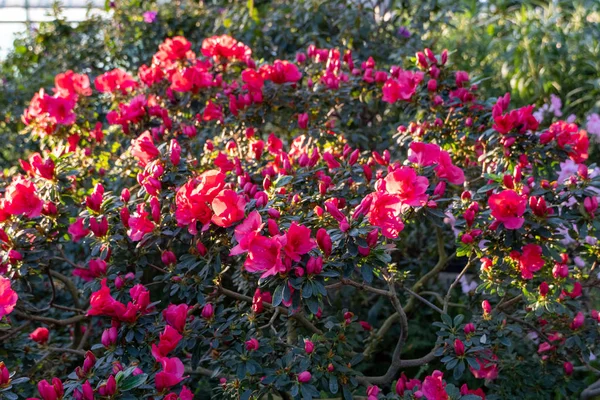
[0,33,599,400]
[0,0,457,168]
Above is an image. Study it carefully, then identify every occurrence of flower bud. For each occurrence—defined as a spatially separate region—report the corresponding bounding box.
[463,323,475,335]
[245,338,260,351]
[316,228,332,257]
[304,340,315,354]
[454,339,465,356]
[482,300,492,316]
[297,371,311,383]
[563,361,574,376]
[161,250,177,266]
[201,303,214,319]
[29,327,50,345]
[196,241,207,257]
[102,327,118,348]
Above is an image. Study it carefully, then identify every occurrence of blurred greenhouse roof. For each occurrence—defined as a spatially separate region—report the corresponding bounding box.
[0,0,106,57]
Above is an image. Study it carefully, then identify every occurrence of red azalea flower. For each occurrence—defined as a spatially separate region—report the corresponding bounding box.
[94,68,138,94]
[488,189,526,229]
[3,176,44,218]
[0,277,18,319]
[382,70,424,103]
[211,189,246,228]
[131,131,160,166]
[421,370,448,400]
[384,166,429,207]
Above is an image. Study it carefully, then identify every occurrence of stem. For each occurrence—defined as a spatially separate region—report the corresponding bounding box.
[45,347,87,357]
[401,287,444,314]
[13,310,88,326]
[325,278,391,297]
[405,228,455,314]
[360,275,408,386]
[443,254,474,313]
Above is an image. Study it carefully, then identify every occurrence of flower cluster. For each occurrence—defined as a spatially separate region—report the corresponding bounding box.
[0,35,598,400]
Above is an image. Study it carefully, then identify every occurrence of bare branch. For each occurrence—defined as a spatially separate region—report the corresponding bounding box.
[359,275,408,386]
[0,321,31,342]
[401,286,444,314]
[13,309,89,326]
[45,347,87,357]
[405,228,455,313]
[581,378,600,399]
[325,278,391,297]
[443,255,474,313]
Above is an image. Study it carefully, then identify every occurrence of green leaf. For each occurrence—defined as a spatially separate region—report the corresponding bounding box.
[453,314,465,326]
[453,360,465,380]
[329,376,339,394]
[361,265,373,283]
[120,374,148,391]
[441,313,453,327]
[306,296,319,314]
[240,389,252,400]
[272,285,284,307]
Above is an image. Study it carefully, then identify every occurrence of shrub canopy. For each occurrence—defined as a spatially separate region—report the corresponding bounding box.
[0,31,599,400]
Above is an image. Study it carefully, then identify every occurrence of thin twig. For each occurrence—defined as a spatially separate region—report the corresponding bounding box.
[259,308,280,331]
[443,255,474,313]
[325,278,391,297]
[13,310,88,326]
[359,274,408,386]
[402,287,444,314]
[45,347,87,357]
[405,228,455,313]
[0,321,31,342]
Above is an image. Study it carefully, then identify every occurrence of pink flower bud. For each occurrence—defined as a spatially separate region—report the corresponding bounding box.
[8,250,22,264]
[563,361,574,376]
[245,338,260,351]
[454,339,465,356]
[82,351,96,373]
[30,327,50,344]
[201,303,214,319]
[359,321,372,331]
[434,181,446,197]
[482,300,492,316]
[101,327,118,348]
[298,113,309,129]
[316,228,332,256]
[464,323,475,335]
[297,371,311,383]
[304,340,315,354]
[427,79,437,92]
[196,241,207,257]
[461,233,473,244]
[169,139,181,165]
[306,257,323,275]
[584,196,598,217]
[254,191,268,208]
[268,208,281,219]
[161,250,177,266]
[553,263,569,279]
[570,312,584,330]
